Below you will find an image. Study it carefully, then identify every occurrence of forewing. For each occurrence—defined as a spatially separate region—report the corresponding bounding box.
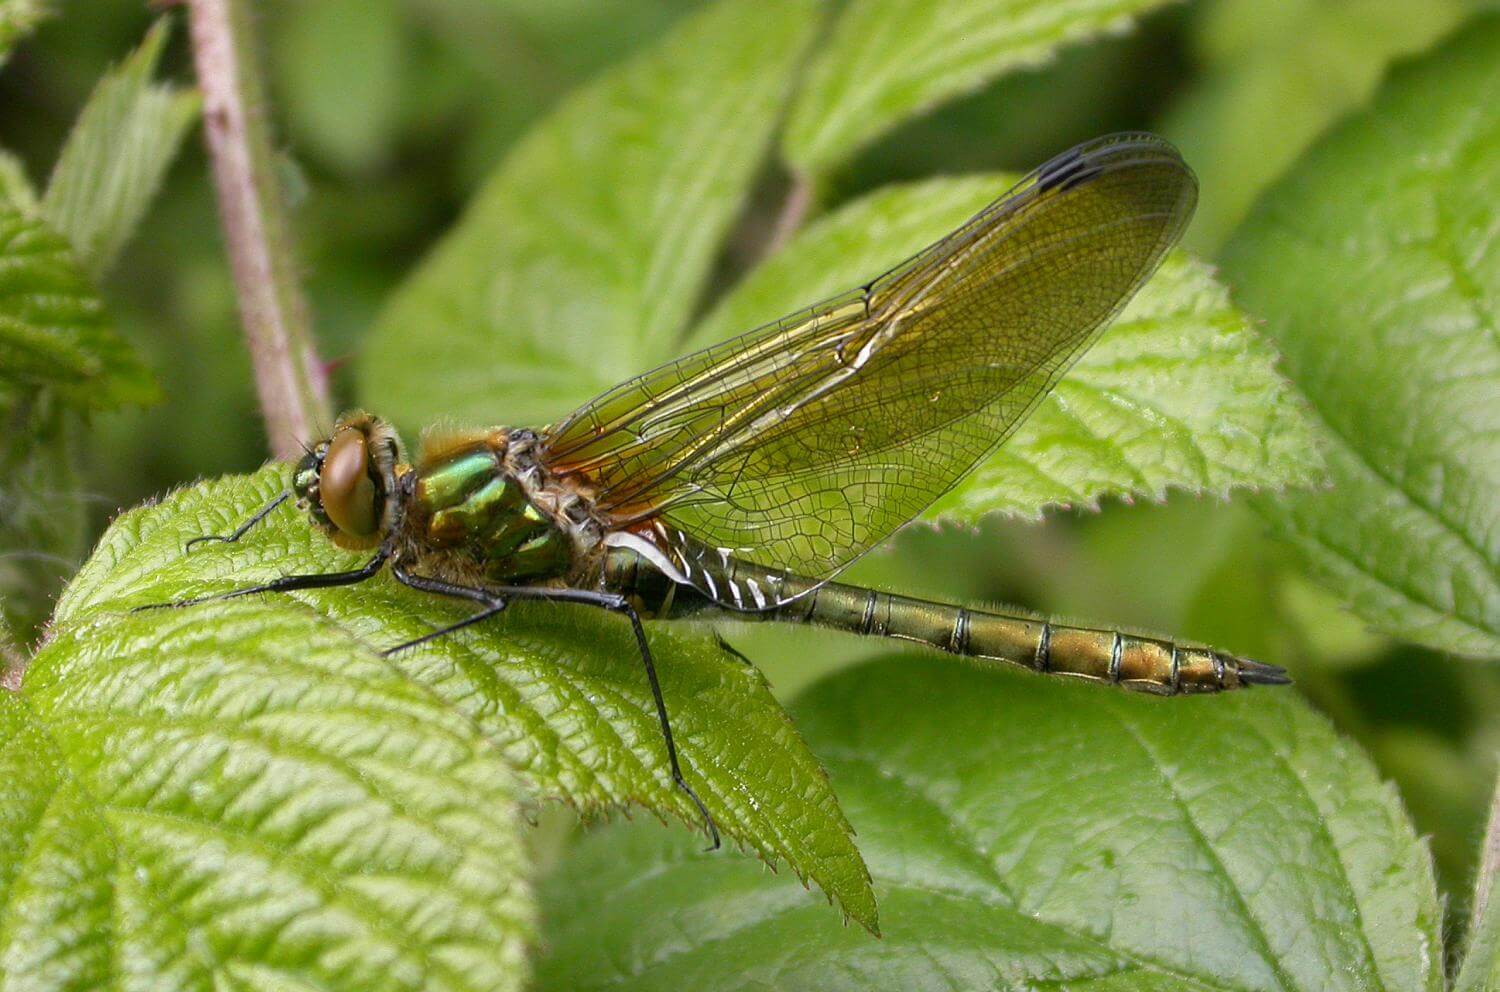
[546,134,1197,581]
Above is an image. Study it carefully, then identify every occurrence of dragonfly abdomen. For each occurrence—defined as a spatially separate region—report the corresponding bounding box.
[605,545,1286,694]
[770,579,1278,694]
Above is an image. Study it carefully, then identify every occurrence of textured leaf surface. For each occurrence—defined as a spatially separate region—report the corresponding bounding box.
[0,202,156,408]
[537,656,1442,992]
[2,603,534,992]
[1221,18,1500,657]
[1162,0,1472,252]
[689,175,1322,521]
[363,0,821,431]
[53,466,878,932]
[781,0,1179,178]
[41,19,199,278]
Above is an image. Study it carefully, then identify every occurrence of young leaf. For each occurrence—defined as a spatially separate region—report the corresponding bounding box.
[0,0,46,67]
[689,175,1322,522]
[537,656,1443,991]
[53,466,880,933]
[0,148,37,211]
[1162,0,1472,252]
[781,0,1180,179]
[41,19,200,278]
[0,202,156,408]
[2,604,534,991]
[363,0,822,431]
[1454,776,1500,992]
[1221,17,1500,658]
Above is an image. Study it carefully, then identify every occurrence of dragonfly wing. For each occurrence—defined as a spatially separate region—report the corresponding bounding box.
[546,133,1196,585]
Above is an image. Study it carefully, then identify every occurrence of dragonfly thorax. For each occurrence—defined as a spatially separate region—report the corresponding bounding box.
[296,412,608,582]
[405,424,604,584]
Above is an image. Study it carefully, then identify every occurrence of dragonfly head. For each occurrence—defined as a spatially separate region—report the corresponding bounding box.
[293,412,406,550]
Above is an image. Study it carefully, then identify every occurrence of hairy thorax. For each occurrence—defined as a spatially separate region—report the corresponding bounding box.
[397,427,608,587]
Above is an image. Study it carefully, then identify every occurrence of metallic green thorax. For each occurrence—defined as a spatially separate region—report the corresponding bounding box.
[411,443,572,583]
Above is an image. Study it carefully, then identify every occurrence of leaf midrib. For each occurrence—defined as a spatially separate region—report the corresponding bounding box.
[2,704,226,990]
[1284,385,1499,632]
[1101,705,1303,992]
[557,733,1262,992]
[1247,90,1500,600]
[818,743,1259,992]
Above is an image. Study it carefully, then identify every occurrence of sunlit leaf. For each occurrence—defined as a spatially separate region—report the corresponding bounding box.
[41,19,199,278]
[690,175,1322,522]
[782,0,1180,178]
[1,604,534,992]
[1222,16,1500,657]
[363,0,822,431]
[53,466,879,932]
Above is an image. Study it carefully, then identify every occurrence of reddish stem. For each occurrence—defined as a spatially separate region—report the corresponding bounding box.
[185,0,330,458]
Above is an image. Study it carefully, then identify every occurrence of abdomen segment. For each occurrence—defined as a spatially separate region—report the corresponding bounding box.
[605,546,1288,694]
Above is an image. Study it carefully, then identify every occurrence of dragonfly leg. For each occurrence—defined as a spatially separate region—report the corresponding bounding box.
[385,565,510,656]
[184,491,292,551]
[134,544,391,611]
[388,569,721,851]
[712,630,755,667]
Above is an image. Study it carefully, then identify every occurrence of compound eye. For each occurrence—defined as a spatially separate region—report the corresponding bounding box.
[320,429,379,538]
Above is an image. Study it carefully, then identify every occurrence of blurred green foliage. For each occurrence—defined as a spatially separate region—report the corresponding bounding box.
[0,20,186,641]
[0,0,1495,984]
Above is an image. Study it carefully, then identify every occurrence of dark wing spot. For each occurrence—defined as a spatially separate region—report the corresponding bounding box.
[1035,148,1104,193]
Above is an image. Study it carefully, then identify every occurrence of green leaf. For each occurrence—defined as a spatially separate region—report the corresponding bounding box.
[0,148,37,212]
[53,465,879,933]
[1454,777,1500,992]
[0,0,47,67]
[1221,16,1500,658]
[0,202,157,409]
[272,0,404,174]
[1162,0,1473,253]
[689,175,1323,522]
[362,0,822,431]
[537,656,1443,991]
[781,0,1180,179]
[2,603,534,991]
[0,20,186,642]
[0,392,84,643]
[41,19,200,278]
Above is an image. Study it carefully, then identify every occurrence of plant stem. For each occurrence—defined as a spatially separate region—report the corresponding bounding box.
[185,0,330,459]
[1,630,23,691]
[766,169,814,258]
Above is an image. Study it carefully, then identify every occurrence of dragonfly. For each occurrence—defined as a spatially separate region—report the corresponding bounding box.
[148,133,1289,848]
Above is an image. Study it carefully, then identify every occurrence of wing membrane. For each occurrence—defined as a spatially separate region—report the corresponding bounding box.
[545,133,1196,581]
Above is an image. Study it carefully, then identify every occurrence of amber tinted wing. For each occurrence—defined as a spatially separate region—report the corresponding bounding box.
[545,134,1196,580]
